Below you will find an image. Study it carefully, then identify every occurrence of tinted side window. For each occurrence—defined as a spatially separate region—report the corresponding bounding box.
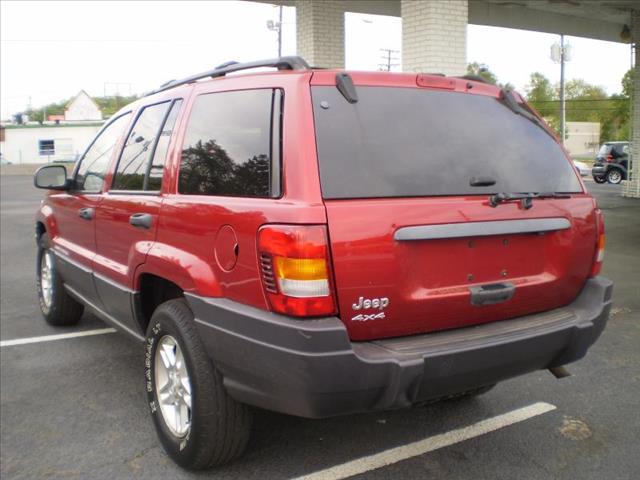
[146,100,183,191]
[75,113,131,191]
[178,89,280,197]
[112,102,171,190]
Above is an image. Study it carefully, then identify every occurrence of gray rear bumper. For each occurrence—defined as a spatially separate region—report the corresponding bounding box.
[186,277,613,418]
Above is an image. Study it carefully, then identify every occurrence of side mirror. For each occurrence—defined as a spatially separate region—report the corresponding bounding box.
[34,165,69,190]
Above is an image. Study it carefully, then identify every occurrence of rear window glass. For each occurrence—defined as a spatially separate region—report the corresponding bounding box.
[312,86,581,199]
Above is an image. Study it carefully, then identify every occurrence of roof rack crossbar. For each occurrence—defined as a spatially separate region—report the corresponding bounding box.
[145,56,310,96]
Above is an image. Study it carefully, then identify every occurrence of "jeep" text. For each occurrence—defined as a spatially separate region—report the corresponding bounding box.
[352,296,390,311]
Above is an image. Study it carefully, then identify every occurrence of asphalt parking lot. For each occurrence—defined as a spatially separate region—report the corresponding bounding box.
[1,175,639,480]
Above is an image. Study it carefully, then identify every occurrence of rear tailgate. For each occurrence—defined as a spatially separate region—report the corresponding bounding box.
[311,74,595,341]
[324,196,597,340]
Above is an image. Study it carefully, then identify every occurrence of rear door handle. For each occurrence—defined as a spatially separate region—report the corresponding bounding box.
[129,213,153,229]
[78,207,94,220]
[469,282,515,306]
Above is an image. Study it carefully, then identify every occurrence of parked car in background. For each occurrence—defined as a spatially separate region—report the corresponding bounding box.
[592,141,629,184]
[33,57,612,470]
[573,160,590,177]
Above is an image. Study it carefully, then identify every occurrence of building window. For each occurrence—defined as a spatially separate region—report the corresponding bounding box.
[39,140,55,156]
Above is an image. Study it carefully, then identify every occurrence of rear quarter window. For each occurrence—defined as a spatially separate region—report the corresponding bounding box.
[178,89,282,197]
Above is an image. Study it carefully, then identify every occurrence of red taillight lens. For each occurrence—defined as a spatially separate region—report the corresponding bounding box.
[606,154,614,162]
[590,209,605,277]
[258,225,337,317]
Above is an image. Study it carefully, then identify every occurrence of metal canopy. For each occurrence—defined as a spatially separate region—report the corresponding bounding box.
[254,0,637,43]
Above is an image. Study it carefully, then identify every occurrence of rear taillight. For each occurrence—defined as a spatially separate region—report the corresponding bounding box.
[606,154,614,162]
[590,209,605,277]
[258,225,337,317]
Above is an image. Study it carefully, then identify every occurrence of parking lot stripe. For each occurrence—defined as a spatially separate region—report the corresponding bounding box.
[293,402,557,480]
[0,328,117,347]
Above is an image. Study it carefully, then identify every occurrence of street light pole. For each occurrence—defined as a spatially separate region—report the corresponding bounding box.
[560,34,566,144]
[277,5,283,58]
[267,6,283,58]
[551,36,571,144]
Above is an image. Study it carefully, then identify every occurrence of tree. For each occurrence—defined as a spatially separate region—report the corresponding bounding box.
[94,95,139,117]
[563,79,607,100]
[621,68,633,99]
[525,72,556,118]
[622,68,633,99]
[17,94,139,124]
[523,72,631,141]
[466,62,498,85]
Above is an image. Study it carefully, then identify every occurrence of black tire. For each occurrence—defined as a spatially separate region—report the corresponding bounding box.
[593,176,606,184]
[606,168,623,185]
[36,233,84,326]
[145,299,251,470]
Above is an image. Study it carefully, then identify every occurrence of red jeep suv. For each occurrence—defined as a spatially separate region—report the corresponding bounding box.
[34,57,612,470]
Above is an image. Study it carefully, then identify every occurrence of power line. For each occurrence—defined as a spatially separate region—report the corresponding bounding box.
[531,98,629,103]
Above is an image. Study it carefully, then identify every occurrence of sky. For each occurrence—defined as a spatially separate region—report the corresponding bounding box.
[0,0,633,120]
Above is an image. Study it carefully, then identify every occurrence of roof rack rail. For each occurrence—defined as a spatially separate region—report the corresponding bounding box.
[145,56,310,96]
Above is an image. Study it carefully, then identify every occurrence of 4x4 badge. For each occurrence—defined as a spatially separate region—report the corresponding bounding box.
[352,312,386,322]
[351,296,389,322]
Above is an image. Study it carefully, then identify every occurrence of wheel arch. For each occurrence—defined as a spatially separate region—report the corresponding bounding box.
[134,273,185,333]
[133,246,222,332]
[35,204,58,240]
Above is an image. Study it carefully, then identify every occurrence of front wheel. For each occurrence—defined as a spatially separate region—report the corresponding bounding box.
[606,168,623,184]
[36,233,84,326]
[593,176,606,184]
[145,299,252,469]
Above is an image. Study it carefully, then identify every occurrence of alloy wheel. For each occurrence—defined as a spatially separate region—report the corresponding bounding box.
[154,335,193,437]
[40,251,54,310]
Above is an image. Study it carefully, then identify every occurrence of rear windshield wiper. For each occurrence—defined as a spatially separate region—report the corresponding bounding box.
[499,88,556,140]
[489,192,571,209]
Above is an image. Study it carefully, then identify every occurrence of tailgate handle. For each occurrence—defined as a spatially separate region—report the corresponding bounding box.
[469,282,515,306]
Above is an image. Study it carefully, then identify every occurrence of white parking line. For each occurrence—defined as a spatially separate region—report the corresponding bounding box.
[293,402,557,480]
[0,328,117,347]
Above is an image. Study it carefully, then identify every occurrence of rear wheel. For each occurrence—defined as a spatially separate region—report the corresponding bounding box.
[145,299,251,469]
[36,233,84,326]
[593,176,606,184]
[606,168,623,184]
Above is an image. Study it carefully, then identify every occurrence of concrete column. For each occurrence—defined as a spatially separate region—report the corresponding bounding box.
[401,0,468,75]
[623,9,640,198]
[296,0,345,68]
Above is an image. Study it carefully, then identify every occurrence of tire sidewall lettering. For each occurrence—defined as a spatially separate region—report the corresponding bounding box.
[145,317,194,456]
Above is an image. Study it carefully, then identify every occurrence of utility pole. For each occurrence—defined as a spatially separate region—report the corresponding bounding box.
[551,36,572,144]
[277,5,282,57]
[267,6,283,58]
[378,48,400,72]
[560,34,566,144]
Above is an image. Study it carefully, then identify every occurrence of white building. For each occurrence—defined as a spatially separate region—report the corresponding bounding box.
[564,122,601,158]
[0,123,103,164]
[0,90,105,164]
[64,90,103,121]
